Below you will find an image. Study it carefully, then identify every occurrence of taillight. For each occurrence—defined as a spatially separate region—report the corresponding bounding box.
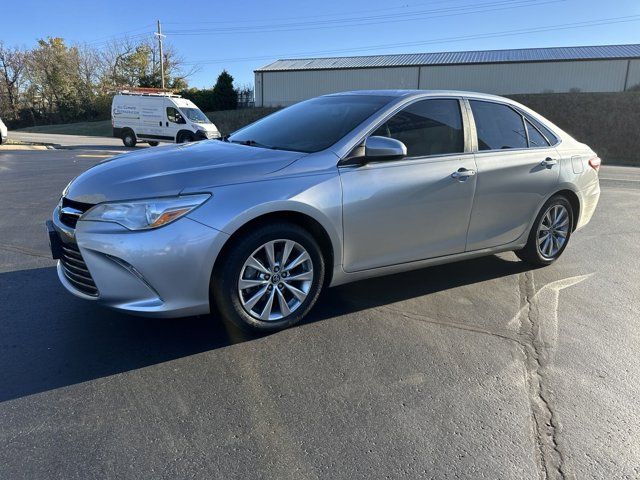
[588,156,601,172]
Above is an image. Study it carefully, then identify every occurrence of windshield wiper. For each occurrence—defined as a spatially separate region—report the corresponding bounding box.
[230,139,275,149]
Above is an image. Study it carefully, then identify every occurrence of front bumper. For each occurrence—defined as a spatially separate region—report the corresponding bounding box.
[195,130,220,140]
[50,205,229,318]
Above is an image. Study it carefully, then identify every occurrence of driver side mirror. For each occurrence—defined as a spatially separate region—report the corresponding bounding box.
[340,136,407,166]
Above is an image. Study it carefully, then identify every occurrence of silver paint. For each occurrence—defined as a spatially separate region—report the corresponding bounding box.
[52,90,600,317]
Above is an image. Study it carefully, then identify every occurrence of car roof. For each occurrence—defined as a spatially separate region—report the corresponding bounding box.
[324,89,509,102]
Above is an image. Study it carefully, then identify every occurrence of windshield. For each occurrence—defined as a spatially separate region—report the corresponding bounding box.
[180,107,211,124]
[228,95,394,153]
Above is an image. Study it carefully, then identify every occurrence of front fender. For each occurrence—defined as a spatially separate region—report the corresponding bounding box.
[186,173,343,267]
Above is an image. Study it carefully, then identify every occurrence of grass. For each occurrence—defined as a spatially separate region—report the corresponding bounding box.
[16,120,112,137]
[14,107,281,138]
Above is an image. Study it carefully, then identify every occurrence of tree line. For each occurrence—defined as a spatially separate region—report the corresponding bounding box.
[0,37,251,128]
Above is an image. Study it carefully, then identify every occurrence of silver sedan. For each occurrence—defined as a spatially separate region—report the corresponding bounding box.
[48,90,601,331]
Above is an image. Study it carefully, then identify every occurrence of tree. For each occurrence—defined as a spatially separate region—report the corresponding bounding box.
[27,37,85,122]
[212,70,238,110]
[99,37,194,91]
[0,42,27,122]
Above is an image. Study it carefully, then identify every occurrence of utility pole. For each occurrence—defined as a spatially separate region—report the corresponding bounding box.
[155,20,166,90]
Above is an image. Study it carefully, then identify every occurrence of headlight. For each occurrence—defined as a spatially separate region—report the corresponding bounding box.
[81,194,211,230]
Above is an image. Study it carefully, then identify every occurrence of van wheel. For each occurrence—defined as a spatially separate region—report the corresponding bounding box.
[148,141,159,146]
[122,130,137,148]
[177,132,194,144]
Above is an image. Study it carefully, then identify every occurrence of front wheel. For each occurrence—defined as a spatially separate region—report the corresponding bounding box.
[515,195,573,266]
[177,132,194,144]
[212,223,325,332]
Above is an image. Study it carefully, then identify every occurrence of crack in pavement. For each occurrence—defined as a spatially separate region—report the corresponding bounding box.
[379,304,527,347]
[518,272,591,480]
[359,271,592,480]
[520,271,566,480]
[0,243,52,259]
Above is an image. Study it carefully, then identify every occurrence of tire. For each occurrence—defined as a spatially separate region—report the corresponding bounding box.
[212,223,325,332]
[122,130,136,148]
[148,141,159,146]
[177,132,194,144]
[515,195,573,266]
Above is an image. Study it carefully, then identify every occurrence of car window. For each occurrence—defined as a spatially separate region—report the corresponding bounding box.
[525,115,559,145]
[372,99,464,157]
[470,100,528,150]
[525,119,550,147]
[167,107,184,124]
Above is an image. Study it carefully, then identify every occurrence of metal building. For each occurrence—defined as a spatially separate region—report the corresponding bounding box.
[255,44,640,107]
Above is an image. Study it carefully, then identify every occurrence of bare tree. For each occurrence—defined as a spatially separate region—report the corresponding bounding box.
[99,36,196,90]
[0,42,27,121]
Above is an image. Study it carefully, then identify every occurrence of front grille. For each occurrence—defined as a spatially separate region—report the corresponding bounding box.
[60,242,99,296]
[60,197,94,228]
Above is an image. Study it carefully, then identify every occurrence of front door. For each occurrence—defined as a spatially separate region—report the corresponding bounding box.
[164,99,186,142]
[465,100,560,251]
[340,98,477,272]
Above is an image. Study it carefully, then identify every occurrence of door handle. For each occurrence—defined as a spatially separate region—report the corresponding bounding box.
[451,168,476,181]
[541,157,558,168]
[166,121,169,127]
[158,121,162,127]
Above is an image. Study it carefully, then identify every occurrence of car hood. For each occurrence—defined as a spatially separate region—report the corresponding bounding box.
[64,141,306,204]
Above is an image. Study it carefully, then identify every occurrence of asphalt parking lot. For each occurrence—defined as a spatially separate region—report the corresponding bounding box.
[1,149,639,479]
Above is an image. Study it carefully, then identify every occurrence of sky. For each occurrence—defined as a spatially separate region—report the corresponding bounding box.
[2,0,639,89]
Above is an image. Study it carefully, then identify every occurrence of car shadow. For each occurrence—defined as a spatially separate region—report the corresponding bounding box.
[0,255,530,402]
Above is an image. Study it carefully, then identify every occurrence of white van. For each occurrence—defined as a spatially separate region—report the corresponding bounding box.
[111,91,220,147]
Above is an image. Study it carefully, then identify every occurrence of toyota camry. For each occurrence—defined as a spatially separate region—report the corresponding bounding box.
[48,90,601,331]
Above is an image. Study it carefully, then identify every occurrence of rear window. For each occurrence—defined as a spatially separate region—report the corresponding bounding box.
[525,115,559,145]
[525,119,550,147]
[470,100,528,150]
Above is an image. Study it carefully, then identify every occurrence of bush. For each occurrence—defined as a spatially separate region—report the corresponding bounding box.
[205,107,280,136]
[508,92,640,164]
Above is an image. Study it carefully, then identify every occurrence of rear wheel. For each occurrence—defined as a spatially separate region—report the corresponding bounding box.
[212,223,325,332]
[122,130,136,147]
[148,141,159,146]
[515,195,573,266]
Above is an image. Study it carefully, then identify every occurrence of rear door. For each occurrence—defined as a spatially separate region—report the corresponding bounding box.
[465,99,560,251]
[340,98,477,272]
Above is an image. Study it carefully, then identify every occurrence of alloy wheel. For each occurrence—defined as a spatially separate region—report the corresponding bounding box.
[536,204,570,259]
[238,239,314,321]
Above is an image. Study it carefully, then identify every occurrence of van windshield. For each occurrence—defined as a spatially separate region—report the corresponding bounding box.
[180,107,211,124]
[228,95,394,153]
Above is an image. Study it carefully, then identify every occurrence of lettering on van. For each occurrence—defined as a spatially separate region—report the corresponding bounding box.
[113,105,140,120]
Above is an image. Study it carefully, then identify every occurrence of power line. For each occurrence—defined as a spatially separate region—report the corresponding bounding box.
[162,0,502,26]
[77,24,155,47]
[180,15,640,66]
[166,0,563,36]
